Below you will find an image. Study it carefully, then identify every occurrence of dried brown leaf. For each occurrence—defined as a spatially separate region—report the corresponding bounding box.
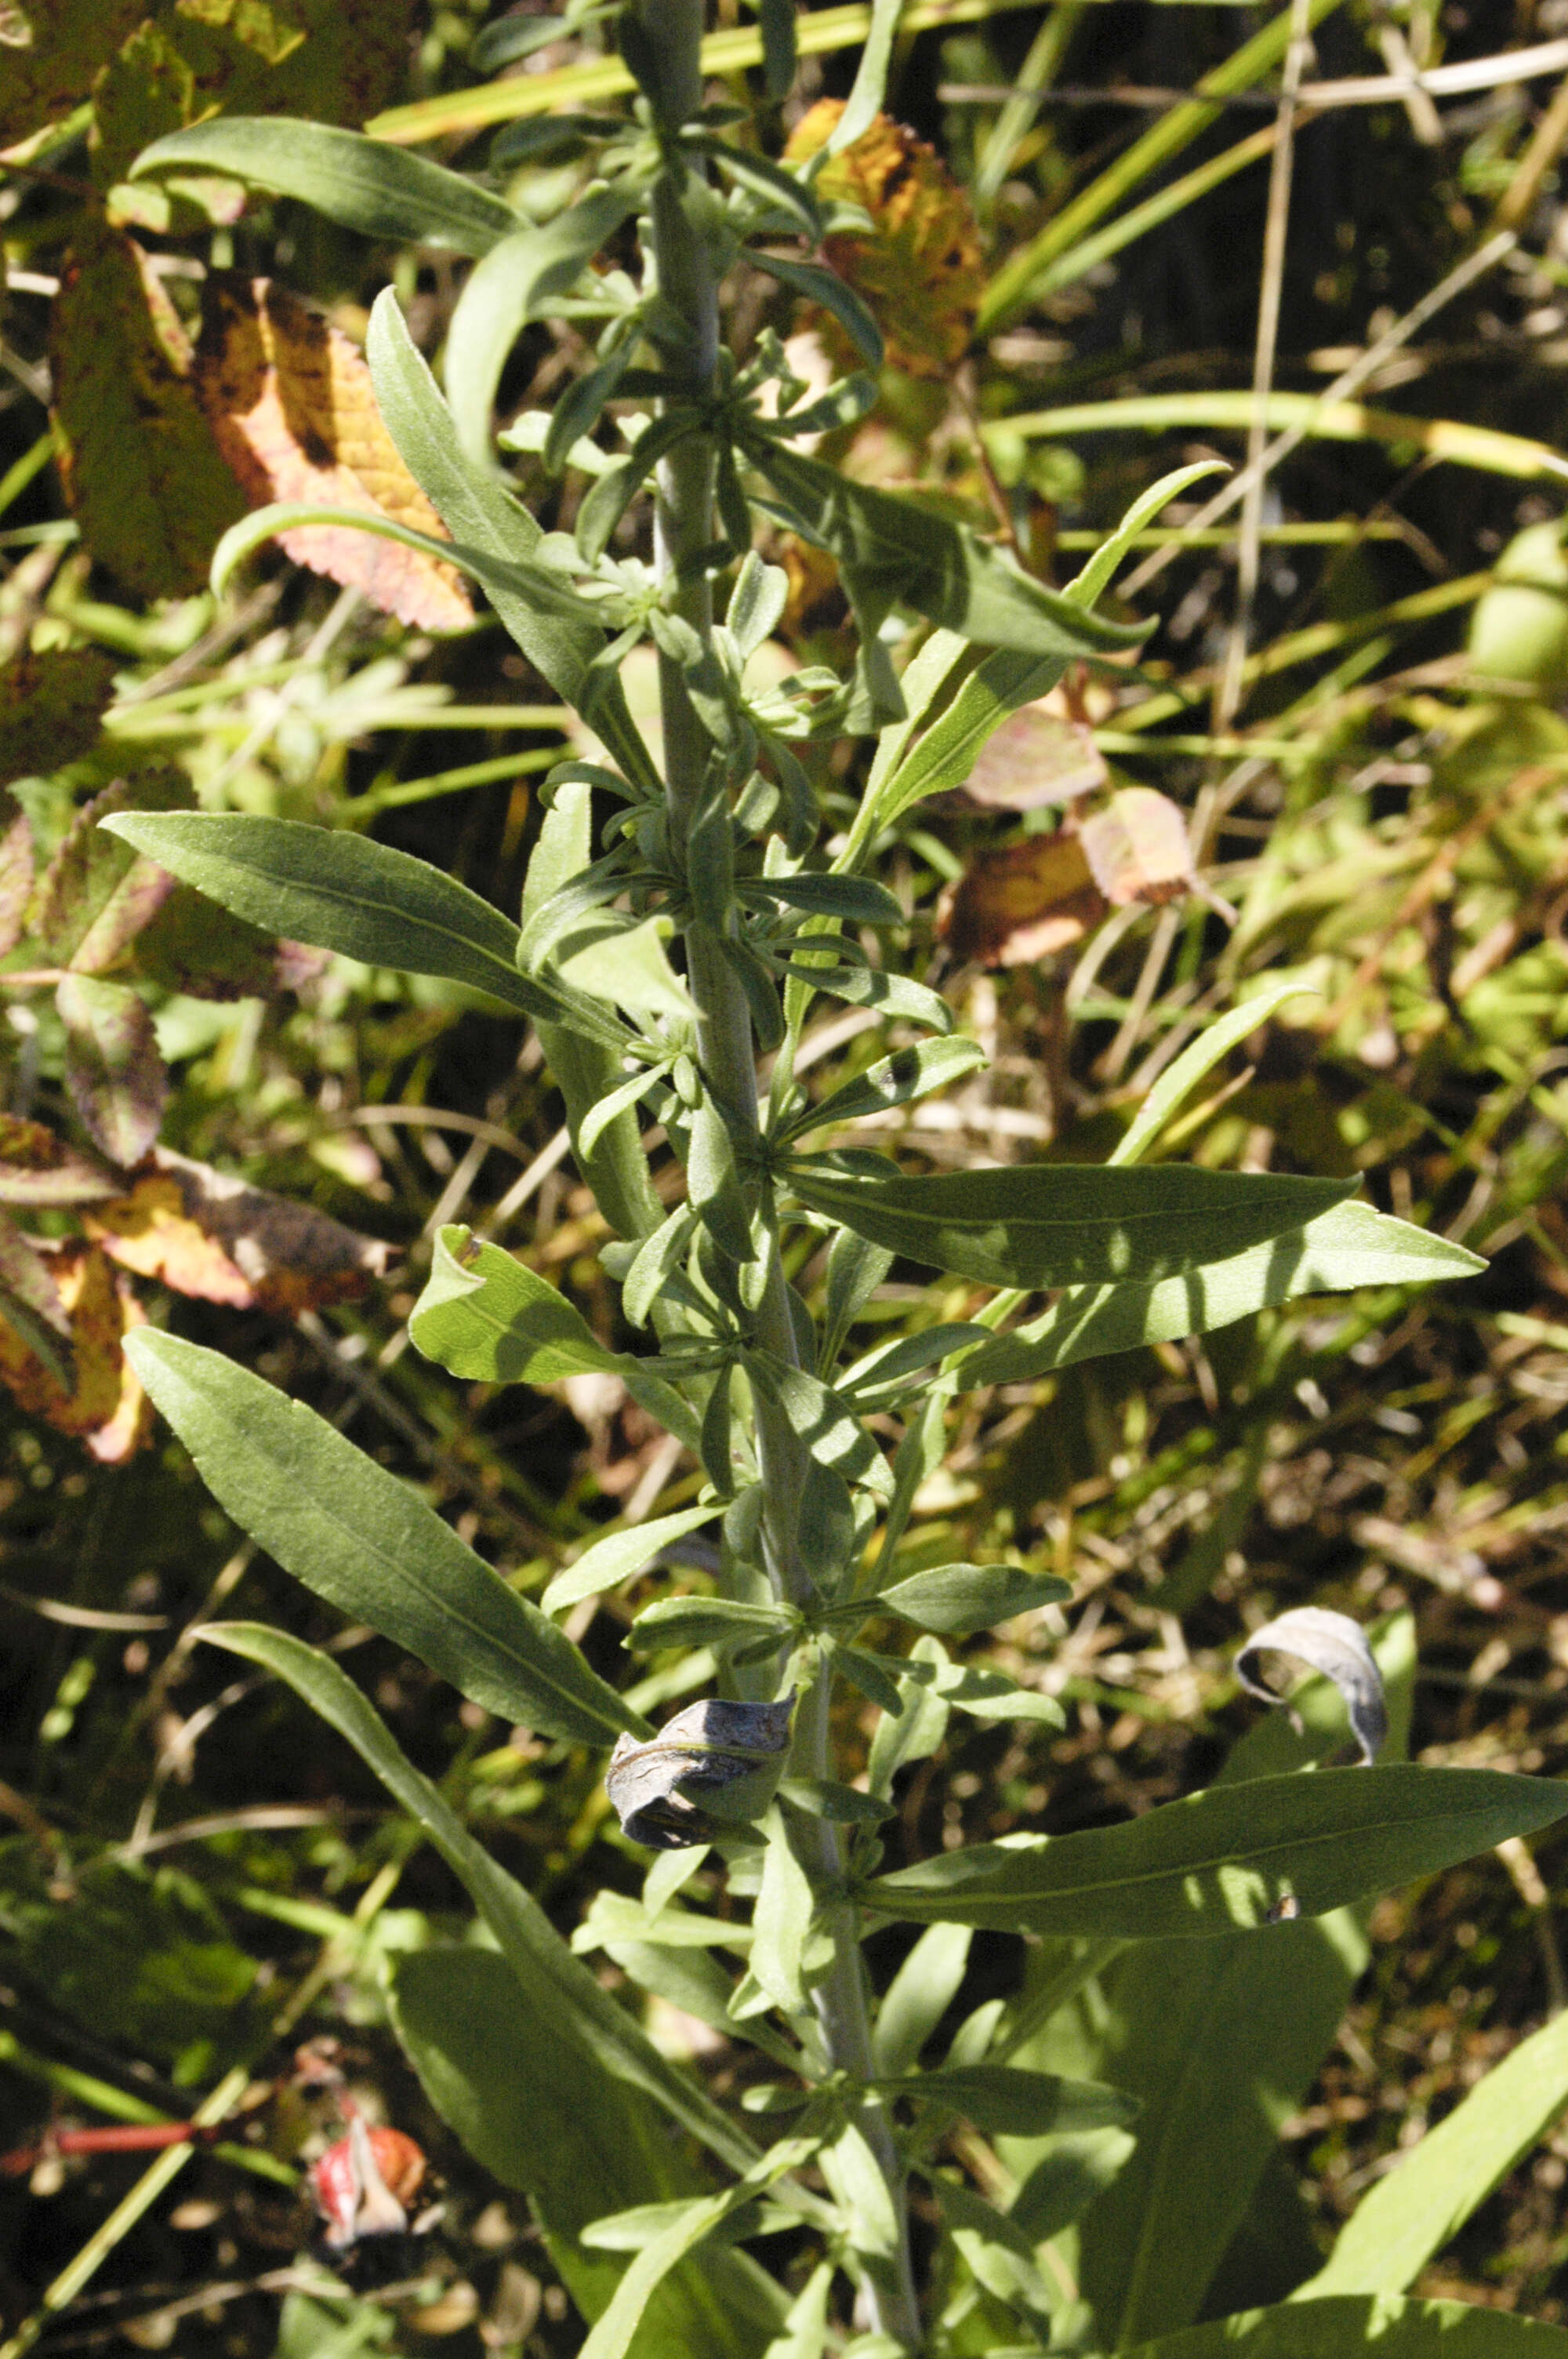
[194,277,475,632]
[86,1147,394,1314]
[940,832,1109,967]
[1080,787,1196,907]
[38,772,191,973]
[0,0,144,145]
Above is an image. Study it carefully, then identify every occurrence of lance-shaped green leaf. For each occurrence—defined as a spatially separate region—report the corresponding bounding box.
[780,1037,986,1143]
[411,1227,701,1451]
[1123,2296,1568,2359]
[366,291,655,789]
[1298,2002,1568,2301]
[100,812,586,1030]
[739,431,1149,662]
[870,1562,1072,1635]
[949,1201,1486,1388]
[873,1924,973,2076]
[557,915,697,1023]
[747,253,882,370]
[56,975,167,1167]
[542,1503,725,1616]
[874,2065,1137,2139]
[864,1765,1568,1937]
[837,1325,994,1397]
[627,1596,799,1654]
[446,191,642,466]
[743,1351,895,1498]
[132,120,519,253]
[198,1623,759,2177]
[1110,979,1319,1169]
[1063,460,1226,610]
[744,871,902,925]
[829,0,902,149]
[390,1946,787,2358]
[789,1158,1354,1293]
[127,1332,644,1749]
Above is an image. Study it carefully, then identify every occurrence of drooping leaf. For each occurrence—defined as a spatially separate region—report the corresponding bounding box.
[445,192,641,467]
[0,649,116,789]
[1123,2296,1568,2359]
[865,1764,1568,1936]
[126,1330,644,1748]
[789,1157,1353,1293]
[1236,1608,1388,1767]
[56,974,168,1167]
[196,1621,760,2174]
[948,1201,1486,1389]
[873,1561,1072,1635]
[1300,2004,1568,2300]
[741,429,1148,664]
[99,812,571,1025]
[0,1239,149,1463]
[193,276,474,630]
[410,1227,700,1450]
[390,1946,786,2358]
[782,101,982,377]
[606,1700,793,1852]
[51,226,248,600]
[85,1147,393,1314]
[132,118,519,253]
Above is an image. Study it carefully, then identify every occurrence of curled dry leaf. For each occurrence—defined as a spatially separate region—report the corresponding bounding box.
[0,1238,151,1463]
[940,833,1109,967]
[606,1697,794,1851]
[85,1147,395,1314]
[782,100,983,379]
[1236,1605,1388,1766]
[194,277,476,633]
[0,648,117,790]
[959,703,1109,812]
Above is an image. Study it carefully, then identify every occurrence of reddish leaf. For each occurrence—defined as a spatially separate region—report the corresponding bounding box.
[0,1117,118,1208]
[194,277,476,632]
[0,648,117,789]
[38,772,192,974]
[86,1147,394,1314]
[939,832,1108,968]
[1080,787,1196,907]
[0,1239,150,1463]
[56,974,169,1167]
[960,704,1109,812]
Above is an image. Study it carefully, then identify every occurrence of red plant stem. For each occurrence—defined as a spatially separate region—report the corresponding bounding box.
[1,2121,222,2176]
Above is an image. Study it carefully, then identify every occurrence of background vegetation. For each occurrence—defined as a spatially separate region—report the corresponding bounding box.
[3,0,1568,2350]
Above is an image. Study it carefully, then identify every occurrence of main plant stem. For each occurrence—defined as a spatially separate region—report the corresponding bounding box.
[638,5,920,2340]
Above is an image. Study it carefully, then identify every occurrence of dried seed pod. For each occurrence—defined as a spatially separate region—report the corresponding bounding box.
[1235,1606,1388,1766]
[606,1696,794,1850]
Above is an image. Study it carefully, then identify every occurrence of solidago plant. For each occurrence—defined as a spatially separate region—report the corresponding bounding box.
[102,9,1568,2356]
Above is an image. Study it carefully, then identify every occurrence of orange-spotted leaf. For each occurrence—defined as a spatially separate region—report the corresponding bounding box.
[56,973,169,1168]
[1080,787,1196,907]
[86,1147,394,1314]
[782,100,983,379]
[0,1239,151,1463]
[0,1117,117,1208]
[0,648,117,789]
[52,227,249,602]
[940,831,1108,967]
[960,703,1109,812]
[194,277,475,632]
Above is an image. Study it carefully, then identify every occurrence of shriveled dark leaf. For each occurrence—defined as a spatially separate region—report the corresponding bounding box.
[0,649,116,788]
[56,973,169,1167]
[1236,1607,1388,1767]
[86,1146,394,1314]
[130,885,321,1001]
[607,1699,794,1852]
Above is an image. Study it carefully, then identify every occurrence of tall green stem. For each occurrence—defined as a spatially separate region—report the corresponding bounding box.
[637,4,920,2339]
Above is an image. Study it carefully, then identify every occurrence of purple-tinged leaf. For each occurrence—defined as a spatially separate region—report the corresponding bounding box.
[56,973,168,1166]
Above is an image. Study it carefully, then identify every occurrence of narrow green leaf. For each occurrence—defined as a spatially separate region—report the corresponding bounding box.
[1064,460,1225,610]
[1123,2295,1568,2359]
[100,813,572,1027]
[390,1946,786,2358]
[875,2065,1137,2138]
[744,1351,895,1498]
[627,1597,797,1653]
[1109,979,1319,1168]
[837,1324,994,1396]
[789,1158,1354,1293]
[749,253,882,370]
[746,871,902,924]
[1301,2004,1568,2299]
[130,119,520,254]
[749,1805,816,2014]
[542,1504,727,1616]
[783,1037,985,1142]
[849,646,1067,853]
[829,0,902,150]
[557,915,697,1022]
[411,1227,701,1449]
[128,1332,642,1749]
[865,1765,1568,1936]
[873,1563,1072,1635]
[950,1201,1486,1388]
[446,191,641,465]
[197,1623,760,2175]
[873,1924,972,2075]
[742,433,1149,663]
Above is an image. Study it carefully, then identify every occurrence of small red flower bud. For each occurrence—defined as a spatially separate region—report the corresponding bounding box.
[311,2118,427,2250]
